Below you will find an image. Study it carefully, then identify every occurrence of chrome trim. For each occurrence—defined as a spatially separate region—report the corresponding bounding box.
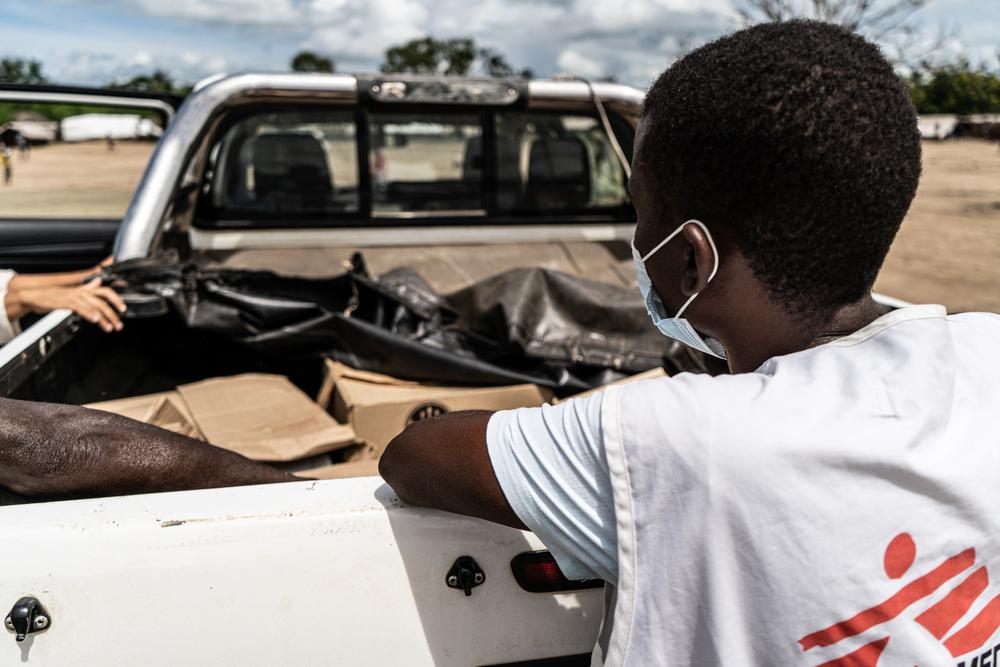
[527,80,644,107]
[371,210,487,219]
[113,74,644,261]
[191,73,229,93]
[189,223,635,251]
[0,310,71,369]
[114,73,359,261]
[0,91,175,120]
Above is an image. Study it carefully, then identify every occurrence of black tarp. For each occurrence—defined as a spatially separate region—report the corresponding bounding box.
[107,255,716,396]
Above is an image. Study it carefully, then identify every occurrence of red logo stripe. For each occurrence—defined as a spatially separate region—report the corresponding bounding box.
[916,567,989,639]
[816,637,890,667]
[800,548,976,650]
[943,592,1000,658]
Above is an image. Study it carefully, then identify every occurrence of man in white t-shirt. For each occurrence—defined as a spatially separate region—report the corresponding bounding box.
[381,21,1000,665]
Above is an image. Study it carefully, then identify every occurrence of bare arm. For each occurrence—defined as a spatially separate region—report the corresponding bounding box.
[379,410,526,529]
[0,398,296,499]
[7,257,111,291]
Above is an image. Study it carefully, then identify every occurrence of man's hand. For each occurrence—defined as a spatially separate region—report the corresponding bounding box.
[0,398,297,499]
[92,255,114,274]
[6,278,127,332]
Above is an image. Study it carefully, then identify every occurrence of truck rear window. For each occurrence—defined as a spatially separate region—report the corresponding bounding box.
[199,106,631,225]
[494,112,630,212]
[370,113,483,215]
[205,109,359,217]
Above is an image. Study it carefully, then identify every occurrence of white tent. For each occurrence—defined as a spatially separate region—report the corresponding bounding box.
[60,113,163,143]
[1,120,58,143]
[917,114,959,140]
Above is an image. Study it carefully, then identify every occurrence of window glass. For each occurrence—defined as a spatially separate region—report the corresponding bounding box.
[494,112,629,211]
[369,113,482,213]
[0,102,165,219]
[205,109,358,218]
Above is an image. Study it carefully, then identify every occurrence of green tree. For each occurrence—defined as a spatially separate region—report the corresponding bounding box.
[731,0,947,68]
[381,37,531,78]
[733,0,927,39]
[478,47,533,79]
[291,51,335,73]
[108,69,179,94]
[382,37,476,75]
[0,58,47,84]
[907,59,1000,114]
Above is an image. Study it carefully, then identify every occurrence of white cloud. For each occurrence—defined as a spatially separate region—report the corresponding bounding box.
[59,0,301,26]
[132,50,153,68]
[43,0,734,85]
[55,48,236,86]
[305,0,430,61]
[569,0,732,32]
[556,48,605,78]
[26,0,996,89]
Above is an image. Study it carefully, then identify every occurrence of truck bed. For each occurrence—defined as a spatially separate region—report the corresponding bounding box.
[196,241,635,293]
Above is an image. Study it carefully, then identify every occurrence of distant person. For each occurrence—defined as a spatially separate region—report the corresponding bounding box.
[106,134,116,152]
[1,144,12,185]
[0,258,126,344]
[15,132,29,159]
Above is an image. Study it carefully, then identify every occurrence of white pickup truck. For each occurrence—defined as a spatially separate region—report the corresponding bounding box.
[0,74,656,665]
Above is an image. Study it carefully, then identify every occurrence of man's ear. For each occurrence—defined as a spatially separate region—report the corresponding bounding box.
[679,223,716,297]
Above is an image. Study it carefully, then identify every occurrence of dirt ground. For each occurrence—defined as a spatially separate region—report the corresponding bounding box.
[0,137,996,312]
[0,141,154,218]
[874,138,1000,313]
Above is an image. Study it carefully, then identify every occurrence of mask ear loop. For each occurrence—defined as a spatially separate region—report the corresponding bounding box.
[640,219,720,318]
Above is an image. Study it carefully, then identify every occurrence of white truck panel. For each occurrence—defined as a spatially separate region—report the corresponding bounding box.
[0,478,602,665]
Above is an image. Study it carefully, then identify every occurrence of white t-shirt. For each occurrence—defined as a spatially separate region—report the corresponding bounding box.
[488,304,1000,665]
[0,269,20,344]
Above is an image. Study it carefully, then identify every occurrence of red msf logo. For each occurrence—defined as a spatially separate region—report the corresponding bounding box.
[799,533,1000,666]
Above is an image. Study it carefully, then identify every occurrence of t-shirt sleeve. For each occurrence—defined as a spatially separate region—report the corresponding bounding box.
[486,392,618,582]
[0,269,20,345]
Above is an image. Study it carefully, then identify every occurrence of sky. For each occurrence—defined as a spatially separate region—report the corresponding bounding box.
[0,0,995,90]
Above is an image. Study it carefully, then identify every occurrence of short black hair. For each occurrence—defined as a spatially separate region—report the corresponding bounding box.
[640,20,921,316]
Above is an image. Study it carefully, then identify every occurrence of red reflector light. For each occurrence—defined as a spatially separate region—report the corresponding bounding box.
[510,551,604,593]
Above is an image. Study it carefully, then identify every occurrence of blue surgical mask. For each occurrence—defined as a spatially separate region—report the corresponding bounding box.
[632,219,727,359]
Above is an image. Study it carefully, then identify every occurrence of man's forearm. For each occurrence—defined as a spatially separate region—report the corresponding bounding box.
[3,290,29,323]
[380,410,525,529]
[8,268,94,292]
[0,398,295,499]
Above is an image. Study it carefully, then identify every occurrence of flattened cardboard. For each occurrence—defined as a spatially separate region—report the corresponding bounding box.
[87,392,204,440]
[87,391,185,422]
[145,395,203,439]
[177,374,357,462]
[321,360,552,453]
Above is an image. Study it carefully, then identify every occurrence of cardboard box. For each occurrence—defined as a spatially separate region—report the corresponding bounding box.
[88,374,358,462]
[87,391,203,440]
[176,374,357,462]
[320,360,553,453]
[558,367,667,402]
